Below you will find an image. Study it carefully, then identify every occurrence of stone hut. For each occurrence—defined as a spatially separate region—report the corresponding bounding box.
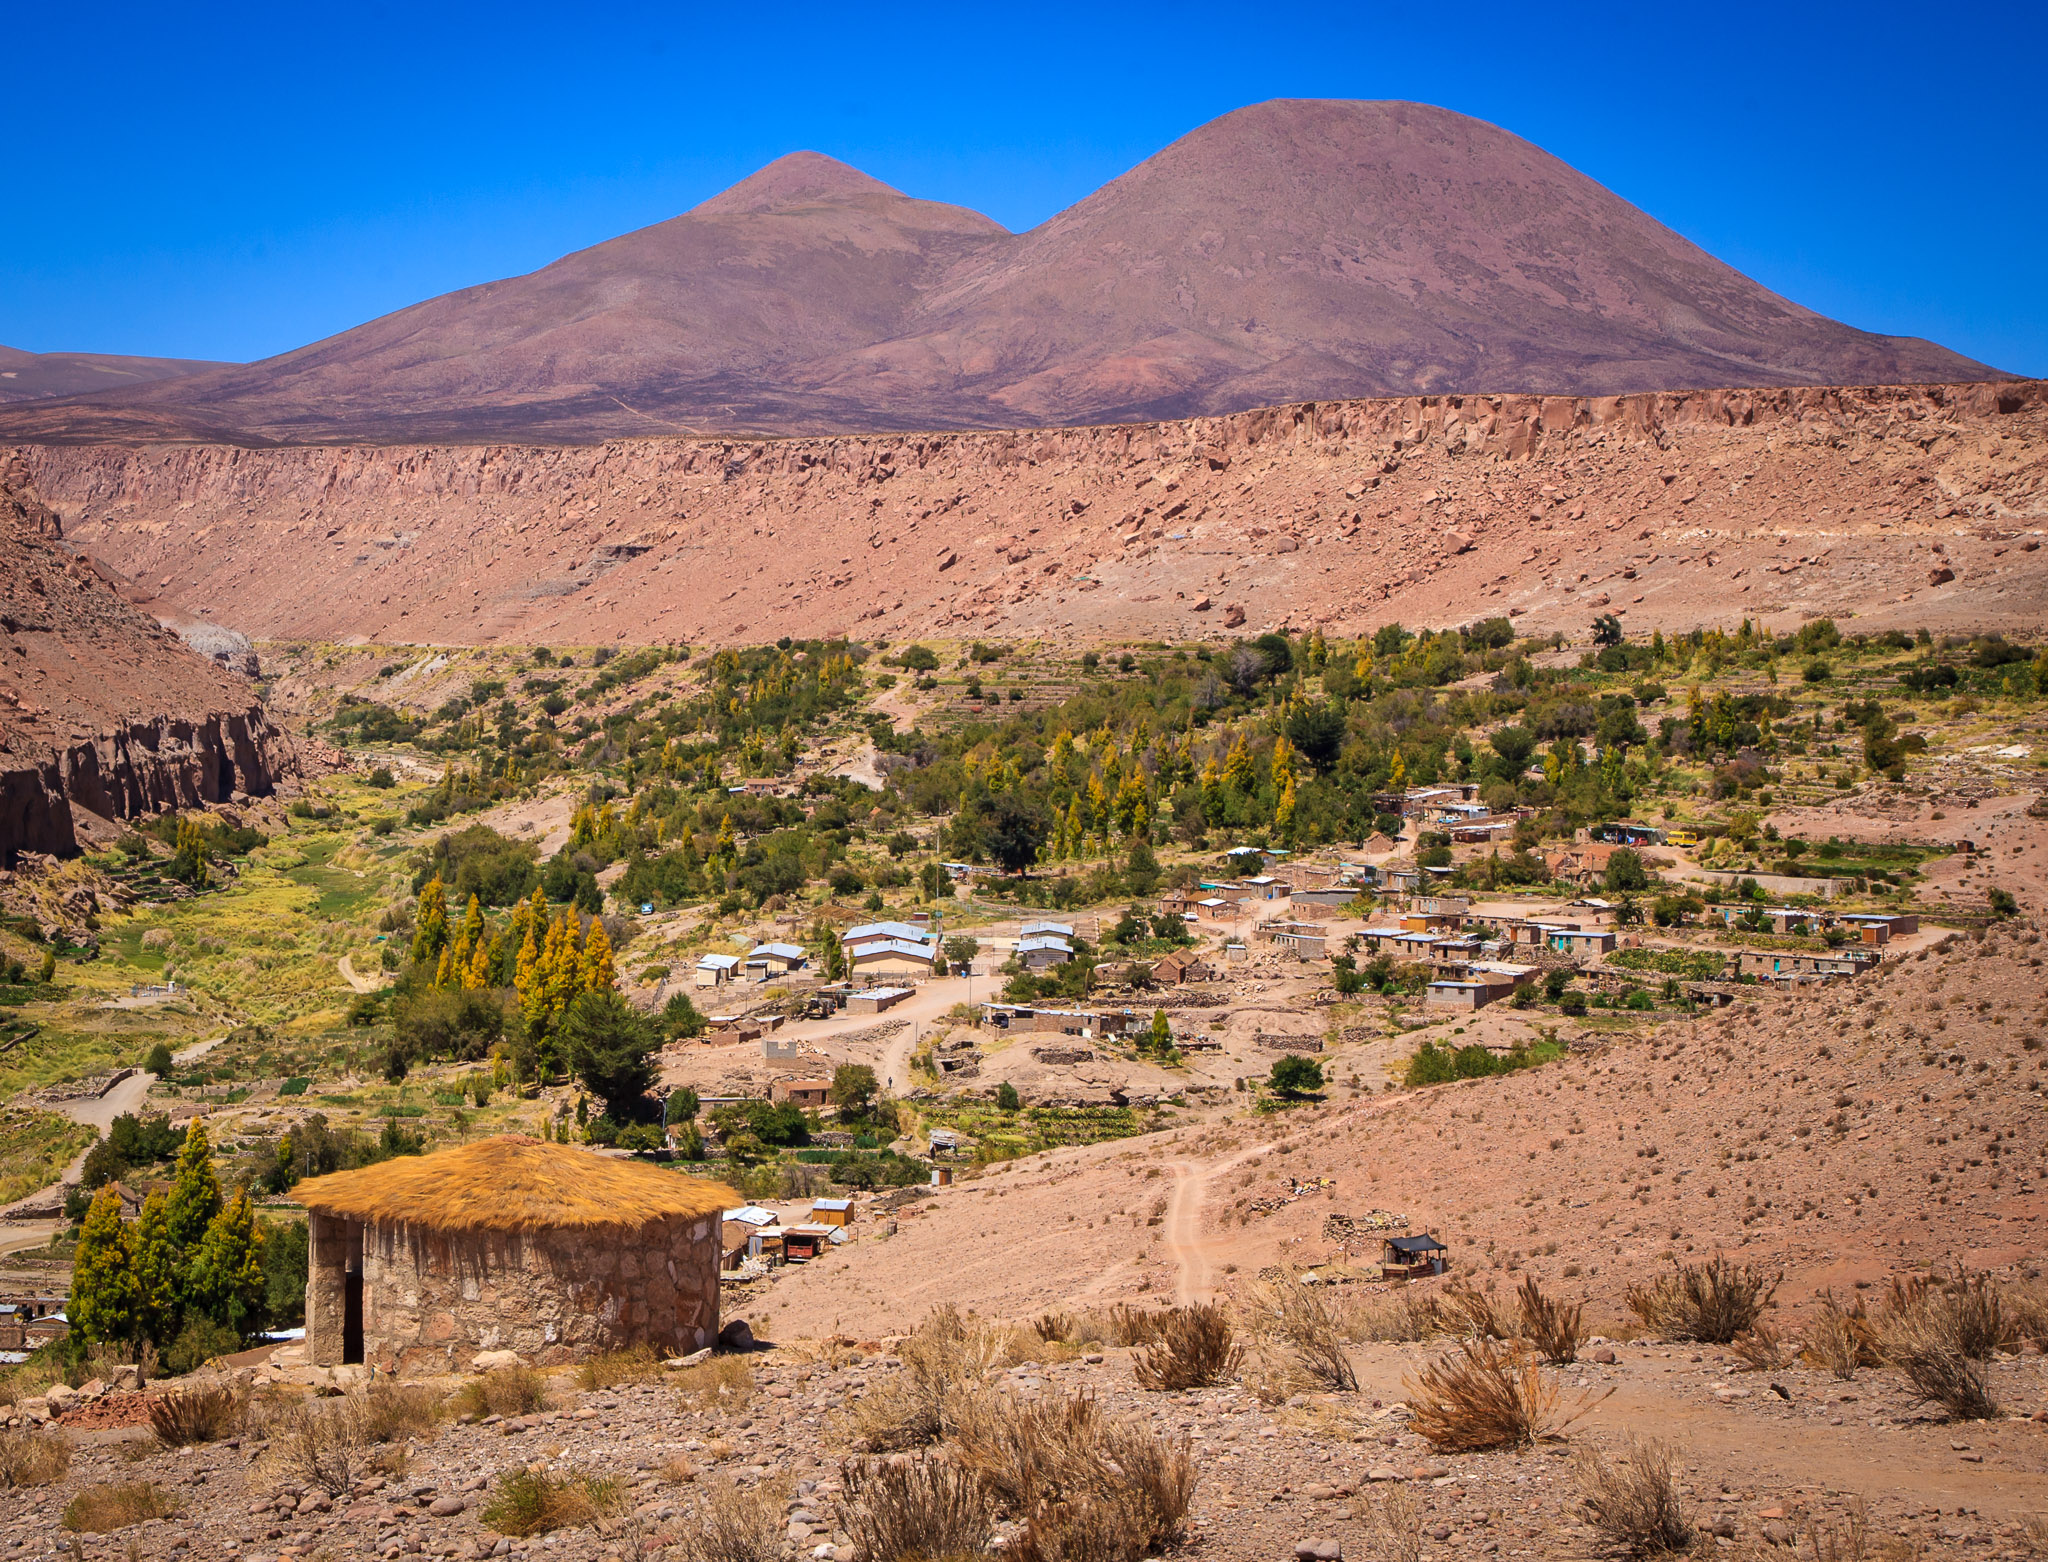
[295,1134,737,1375]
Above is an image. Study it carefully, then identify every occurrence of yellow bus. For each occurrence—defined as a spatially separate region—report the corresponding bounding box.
[1666,830,1700,849]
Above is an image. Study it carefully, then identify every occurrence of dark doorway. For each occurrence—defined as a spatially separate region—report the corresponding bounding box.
[341,1229,364,1365]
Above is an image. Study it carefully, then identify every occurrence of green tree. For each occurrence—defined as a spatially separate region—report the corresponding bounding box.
[559,988,658,1120]
[941,935,980,973]
[142,1041,174,1076]
[1604,849,1651,893]
[830,1064,879,1120]
[38,949,56,984]
[1149,1009,1173,1055]
[68,1187,139,1347]
[1269,1054,1324,1097]
[660,991,708,1040]
[1125,836,1161,895]
[995,1081,1021,1112]
[983,792,1051,875]
[164,1122,223,1254]
[187,1186,267,1337]
[131,1187,182,1349]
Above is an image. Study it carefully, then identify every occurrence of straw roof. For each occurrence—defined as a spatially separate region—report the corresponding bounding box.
[293,1135,739,1234]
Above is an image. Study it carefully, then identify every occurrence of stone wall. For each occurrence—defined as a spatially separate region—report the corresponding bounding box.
[308,1212,721,1375]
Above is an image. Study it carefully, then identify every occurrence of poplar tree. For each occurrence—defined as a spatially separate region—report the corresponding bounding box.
[164,1121,223,1254]
[411,876,450,964]
[69,1187,139,1346]
[188,1187,267,1335]
[131,1187,183,1347]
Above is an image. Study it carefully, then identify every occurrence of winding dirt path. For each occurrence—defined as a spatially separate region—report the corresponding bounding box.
[337,955,386,994]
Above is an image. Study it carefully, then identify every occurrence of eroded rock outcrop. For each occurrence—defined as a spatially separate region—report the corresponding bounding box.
[0,462,295,865]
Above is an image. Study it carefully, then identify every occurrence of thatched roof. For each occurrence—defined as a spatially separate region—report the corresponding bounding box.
[294,1135,739,1234]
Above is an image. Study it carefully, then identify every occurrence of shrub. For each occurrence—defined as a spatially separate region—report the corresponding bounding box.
[1729,1323,1790,1373]
[673,1355,753,1413]
[1437,1284,1510,1341]
[454,1366,552,1420]
[162,1315,242,1376]
[148,1384,248,1446]
[577,1343,664,1391]
[360,1383,445,1442]
[1033,1312,1076,1343]
[62,1481,178,1531]
[1516,1276,1583,1366]
[1879,1320,1999,1421]
[1880,1271,2013,1360]
[1368,1482,1423,1562]
[481,1466,622,1538]
[1574,1435,1692,1556]
[1409,1340,1599,1453]
[670,1476,785,1562]
[263,1396,372,1496]
[1243,1274,1358,1391]
[846,1305,1000,1449]
[950,1389,1195,1561]
[1083,1303,1165,1347]
[837,1455,992,1562]
[1132,1302,1242,1391]
[0,1428,70,1487]
[1625,1255,1778,1343]
[1800,1292,1874,1380]
[1343,1291,1444,1344]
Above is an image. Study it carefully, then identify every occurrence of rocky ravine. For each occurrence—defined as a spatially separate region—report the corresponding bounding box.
[0,456,297,865]
[19,379,2047,651]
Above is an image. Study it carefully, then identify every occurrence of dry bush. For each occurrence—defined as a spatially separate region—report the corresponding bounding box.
[1408,1339,1604,1453]
[1800,1293,1876,1380]
[480,1466,623,1538]
[675,1355,755,1413]
[1369,1482,1422,1562]
[2006,1285,2048,1353]
[1438,1284,1510,1340]
[148,1383,248,1446]
[1625,1255,1779,1344]
[786,1336,866,1370]
[837,1456,992,1562]
[1131,1302,1242,1392]
[578,1343,664,1390]
[0,1428,71,1487]
[1729,1323,1790,1373]
[1877,1317,2000,1421]
[951,1388,1193,1562]
[1034,1312,1076,1343]
[1082,1303,1166,1347]
[264,1395,372,1496]
[361,1382,446,1442]
[1574,1435,1692,1556]
[1881,1272,2014,1361]
[674,1476,786,1562]
[2020,1514,2048,1557]
[1241,1275,1358,1392]
[997,1323,1079,1368]
[1342,1290,1442,1344]
[846,1306,1002,1451]
[454,1366,552,1419]
[1516,1276,1583,1366]
[61,1481,178,1532]
[1804,1501,1919,1562]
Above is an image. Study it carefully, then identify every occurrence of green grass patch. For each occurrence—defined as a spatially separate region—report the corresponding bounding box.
[0,1108,98,1206]
[1606,947,1729,981]
[279,1077,311,1095]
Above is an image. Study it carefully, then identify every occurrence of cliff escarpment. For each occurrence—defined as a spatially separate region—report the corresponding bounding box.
[0,456,297,865]
[19,379,2047,654]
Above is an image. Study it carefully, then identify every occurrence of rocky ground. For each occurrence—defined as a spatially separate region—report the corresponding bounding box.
[5,1325,2046,1562]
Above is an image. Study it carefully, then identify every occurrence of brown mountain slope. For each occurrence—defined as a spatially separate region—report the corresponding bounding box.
[20,378,2046,650]
[760,920,2047,1340]
[0,344,232,405]
[0,103,1999,446]
[0,457,294,865]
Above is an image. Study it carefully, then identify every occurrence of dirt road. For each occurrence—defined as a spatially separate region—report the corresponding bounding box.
[337,955,388,994]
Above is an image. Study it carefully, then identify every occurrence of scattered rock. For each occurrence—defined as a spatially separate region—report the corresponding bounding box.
[471,1349,522,1373]
[1293,1541,1341,1561]
[720,1319,758,1352]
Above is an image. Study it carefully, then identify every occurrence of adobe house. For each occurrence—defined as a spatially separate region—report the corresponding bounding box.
[296,1135,737,1374]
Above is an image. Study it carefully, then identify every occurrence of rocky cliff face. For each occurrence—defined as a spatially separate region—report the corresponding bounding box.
[19,379,2047,654]
[0,460,296,865]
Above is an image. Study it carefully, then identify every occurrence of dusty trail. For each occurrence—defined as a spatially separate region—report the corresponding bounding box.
[337,955,385,994]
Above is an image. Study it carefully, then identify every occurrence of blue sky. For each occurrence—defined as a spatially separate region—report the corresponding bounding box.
[7,1,2043,374]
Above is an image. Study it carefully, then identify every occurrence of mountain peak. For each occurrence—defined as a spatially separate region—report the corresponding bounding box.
[691,151,906,217]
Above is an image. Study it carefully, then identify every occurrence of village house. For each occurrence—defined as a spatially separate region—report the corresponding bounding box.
[747,941,808,975]
[845,985,914,1013]
[694,952,742,988]
[1020,919,1076,941]
[297,1136,735,1373]
[1736,948,1881,983]
[769,1078,831,1108]
[1546,842,1621,884]
[1426,961,1538,1010]
[1262,921,1329,960]
[1015,933,1075,970]
[1151,949,1215,984]
[847,938,938,981]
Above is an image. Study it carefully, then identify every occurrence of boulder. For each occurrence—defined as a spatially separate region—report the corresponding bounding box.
[719,1318,758,1352]
[1929,566,1955,585]
[471,1350,523,1373]
[1294,1541,1341,1561]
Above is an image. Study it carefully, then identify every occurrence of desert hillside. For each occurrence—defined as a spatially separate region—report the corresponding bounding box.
[18,378,2046,650]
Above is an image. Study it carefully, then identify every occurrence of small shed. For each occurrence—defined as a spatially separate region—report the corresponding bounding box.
[771,1078,831,1108]
[695,953,742,988]
[296,1135,738,1374]
[1382,1233,1448,1278]
[781,1223,835,1262]
[808,1197,852,1227]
